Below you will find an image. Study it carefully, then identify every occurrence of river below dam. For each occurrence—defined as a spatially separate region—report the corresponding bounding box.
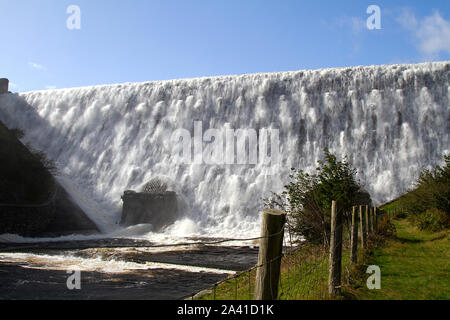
[0,238,258,300]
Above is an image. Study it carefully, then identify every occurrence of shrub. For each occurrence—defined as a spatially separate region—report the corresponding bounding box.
[399,154,449,231]
[376,213,397,238]
[415,208,449,232]
[264,149,369,245]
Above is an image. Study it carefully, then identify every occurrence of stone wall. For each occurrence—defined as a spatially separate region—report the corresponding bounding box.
[0,200,56,237]
[120,190,180,232]
[0,182,100,237]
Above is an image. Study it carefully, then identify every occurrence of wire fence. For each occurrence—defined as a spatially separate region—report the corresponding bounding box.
[180,229,286,300]
[183,233,330,300]
[0,197,390,301]
[184,203,389,300]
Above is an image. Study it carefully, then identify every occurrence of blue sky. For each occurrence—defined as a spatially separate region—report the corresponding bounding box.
[1,0,449,92]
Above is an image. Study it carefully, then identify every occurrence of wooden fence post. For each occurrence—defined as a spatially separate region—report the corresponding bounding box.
[359,205,367,249]
[373,207,378,232]
[350,206,358,264]
[365,205,371,236]
[254,209,286,300]
[370,207,374,234]
[328,200,343,297]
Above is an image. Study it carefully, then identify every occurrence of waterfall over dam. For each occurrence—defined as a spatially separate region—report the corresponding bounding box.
[0,62,448,239]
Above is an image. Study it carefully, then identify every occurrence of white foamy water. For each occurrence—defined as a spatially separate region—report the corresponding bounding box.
[0,62,448,241]
[0,252,234,275]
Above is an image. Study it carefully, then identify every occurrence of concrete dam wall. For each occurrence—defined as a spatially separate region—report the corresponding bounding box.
[0,61,448,239]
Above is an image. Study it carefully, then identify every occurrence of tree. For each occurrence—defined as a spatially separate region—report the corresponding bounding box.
[264,149,369,245]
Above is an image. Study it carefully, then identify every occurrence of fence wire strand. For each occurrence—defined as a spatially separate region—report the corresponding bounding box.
[186,205,390,301]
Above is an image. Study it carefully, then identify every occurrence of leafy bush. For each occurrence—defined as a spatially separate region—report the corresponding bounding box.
[399,154,449,231]
[415,208,449,232]
[376,212,397,238]
[264,149,370,245]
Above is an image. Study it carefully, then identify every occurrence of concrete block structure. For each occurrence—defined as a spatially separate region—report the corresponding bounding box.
[120,190,180,232]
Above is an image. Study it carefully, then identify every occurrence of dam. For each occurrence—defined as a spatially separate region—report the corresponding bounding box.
[0,61,448,240]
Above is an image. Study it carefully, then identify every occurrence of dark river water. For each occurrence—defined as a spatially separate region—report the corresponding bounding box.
[0,238,259,300]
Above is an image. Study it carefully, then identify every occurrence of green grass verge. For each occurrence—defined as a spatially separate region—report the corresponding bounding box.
[345,218,450,300]
[195,243,357,300]
[195,204,449,300]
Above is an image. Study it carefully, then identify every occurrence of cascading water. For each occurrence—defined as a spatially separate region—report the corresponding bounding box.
[0,61,448,240]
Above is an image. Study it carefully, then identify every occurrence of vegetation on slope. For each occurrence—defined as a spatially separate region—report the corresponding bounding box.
[263,148,370,245]
[196,152,449,301]
[398,154,450,232]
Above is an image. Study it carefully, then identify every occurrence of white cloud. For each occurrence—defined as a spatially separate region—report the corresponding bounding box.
[398,9,450,57]
[334,16,367,35]
[28,61,46,71]
[45,85,57,90]
[417,12,450,56]
[396,8,418,31]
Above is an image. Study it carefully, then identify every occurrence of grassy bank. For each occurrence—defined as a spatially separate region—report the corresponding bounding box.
[195,211,449,300]
[346,217,450,300]
[195,244,331,300]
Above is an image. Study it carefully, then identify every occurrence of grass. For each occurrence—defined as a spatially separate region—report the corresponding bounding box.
[196,242,351,300]
[345,217,450,300]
